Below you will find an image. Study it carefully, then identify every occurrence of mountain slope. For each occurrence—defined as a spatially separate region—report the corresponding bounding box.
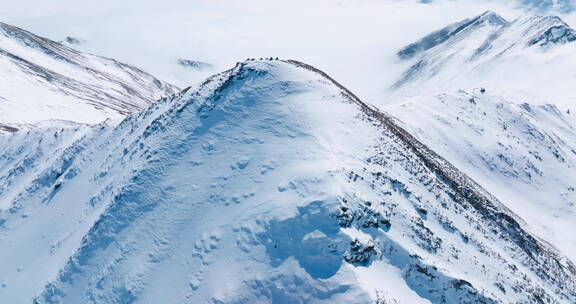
[415,0,574,13]
[388,89,576,262]
[0,60,575,303]
[392,11,576,104]
[0,22,178,131]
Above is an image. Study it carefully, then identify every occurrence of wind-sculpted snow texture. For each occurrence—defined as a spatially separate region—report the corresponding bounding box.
[389,89,576,264]
[0,60,575,303]
[0,22,178,131]
[393,11,576,90]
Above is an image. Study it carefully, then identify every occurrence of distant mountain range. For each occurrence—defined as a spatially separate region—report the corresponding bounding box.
[519,0,573,13]
[0,22,178,132]
[393,11,576,90]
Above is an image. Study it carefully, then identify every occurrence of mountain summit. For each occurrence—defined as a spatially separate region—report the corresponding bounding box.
[0,60,574,303]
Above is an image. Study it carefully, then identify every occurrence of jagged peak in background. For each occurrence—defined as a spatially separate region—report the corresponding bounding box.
[392,11,576,103]
[397,11,508,60]
[523,15,576,45]
[397,11,575,62]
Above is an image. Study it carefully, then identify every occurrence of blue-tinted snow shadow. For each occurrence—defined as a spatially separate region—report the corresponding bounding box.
[258,201,349,280]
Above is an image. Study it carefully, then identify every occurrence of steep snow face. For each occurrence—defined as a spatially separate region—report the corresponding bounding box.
[392,11,576,106]
[1,61,575,303]
[388,89,576,261]
[0,22,178,131]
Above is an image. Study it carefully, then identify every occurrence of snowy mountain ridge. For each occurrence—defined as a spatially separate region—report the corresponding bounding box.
[0,21,178,132]
[392,11,576,103]
[1,60,575,303]
[397,11,509,61]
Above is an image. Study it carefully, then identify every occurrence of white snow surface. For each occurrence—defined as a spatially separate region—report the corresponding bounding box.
[1,60,575,303]
[0,22,178,130]
[389,88,576,262]
[392,11,576,110]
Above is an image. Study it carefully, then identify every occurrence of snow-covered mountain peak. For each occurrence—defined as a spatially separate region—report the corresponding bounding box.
[523,15,576,46]
[476,10,509,26]
[1,60,575,303]
[392,11,576,98]
[0,21,178,132]
[397,11,507,60]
